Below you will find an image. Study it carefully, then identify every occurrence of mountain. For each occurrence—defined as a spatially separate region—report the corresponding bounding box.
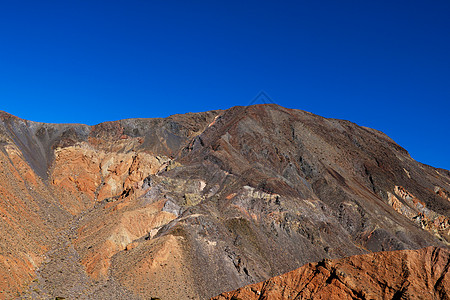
[212,246,450,300]
[0,104,448,299]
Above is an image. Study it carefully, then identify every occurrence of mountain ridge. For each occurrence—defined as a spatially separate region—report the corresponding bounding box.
[0,104,448,299]
[212,246,450,300]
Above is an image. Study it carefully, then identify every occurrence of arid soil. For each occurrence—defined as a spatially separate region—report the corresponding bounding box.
[212,246,450,300]
[0,105,449,299]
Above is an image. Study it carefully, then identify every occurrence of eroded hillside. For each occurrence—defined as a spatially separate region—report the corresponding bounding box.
[212,246,450,300]
[0,105,449,299]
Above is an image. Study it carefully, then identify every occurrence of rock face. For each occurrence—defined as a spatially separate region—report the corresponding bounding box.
[0,105,449,299]
[211,246,450,300]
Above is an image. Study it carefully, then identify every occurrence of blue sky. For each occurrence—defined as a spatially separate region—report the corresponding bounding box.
[0,1,449,170]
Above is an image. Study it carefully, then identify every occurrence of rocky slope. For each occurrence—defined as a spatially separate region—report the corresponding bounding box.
[212,246,450,300]
[0,104,449,299]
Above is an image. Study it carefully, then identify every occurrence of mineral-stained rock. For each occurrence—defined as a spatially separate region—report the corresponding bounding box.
[0,104,449,299]
[387,186,450,239]
[211,246,450,300]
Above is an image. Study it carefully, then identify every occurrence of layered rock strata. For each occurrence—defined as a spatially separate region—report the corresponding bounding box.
[212,246,450,300]
[0,105,448,299]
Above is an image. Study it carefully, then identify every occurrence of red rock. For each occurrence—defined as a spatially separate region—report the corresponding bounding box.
[212,247,450,300]
[0,105,449,299]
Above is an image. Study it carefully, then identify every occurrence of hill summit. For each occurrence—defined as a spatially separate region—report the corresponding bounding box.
[0,104,448,299]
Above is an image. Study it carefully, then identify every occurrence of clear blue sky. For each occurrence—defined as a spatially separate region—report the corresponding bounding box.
[0,1,449,170]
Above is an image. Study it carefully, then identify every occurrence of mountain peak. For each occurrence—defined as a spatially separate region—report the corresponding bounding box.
[0,105,448,299]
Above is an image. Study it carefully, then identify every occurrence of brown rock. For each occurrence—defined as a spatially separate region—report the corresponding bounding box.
[212,246,450,300]
[0,105,449,299]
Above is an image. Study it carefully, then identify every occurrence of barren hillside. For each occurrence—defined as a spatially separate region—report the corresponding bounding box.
[0,105,448,299]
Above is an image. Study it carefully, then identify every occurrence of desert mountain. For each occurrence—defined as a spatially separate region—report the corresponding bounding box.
[0,104,448,299]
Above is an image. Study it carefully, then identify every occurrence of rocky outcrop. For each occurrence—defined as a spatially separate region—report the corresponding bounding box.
[436,186,450,202]
[0,110,220,299]
[212,246,450,300]
[387,186,450,243]
[0,105,449,299]
[49,143,165,214]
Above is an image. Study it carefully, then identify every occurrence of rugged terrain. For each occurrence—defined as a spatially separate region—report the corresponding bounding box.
[212,246,450,300]
[0,104,449,299]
